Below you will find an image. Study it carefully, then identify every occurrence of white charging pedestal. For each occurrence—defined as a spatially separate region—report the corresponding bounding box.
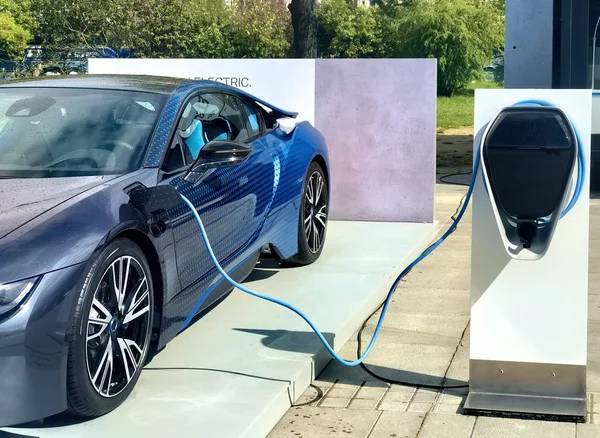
[465,89,591,420]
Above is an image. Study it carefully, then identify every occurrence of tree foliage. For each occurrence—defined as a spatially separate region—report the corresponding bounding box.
[30,0,290,61]
[4,0,504,94]
[32,0,135,57]
[489,0,506,14]
[389,0,505,96]
[0,0,34,59]
[316,0,381,58]
[181,0,234,58]
[229,0,291,58]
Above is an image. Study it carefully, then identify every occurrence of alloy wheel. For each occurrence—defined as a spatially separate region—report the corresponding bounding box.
[85,255,151,398]
[304,171,328,254]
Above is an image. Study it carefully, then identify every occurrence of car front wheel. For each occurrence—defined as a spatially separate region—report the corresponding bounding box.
[67,238,154,417]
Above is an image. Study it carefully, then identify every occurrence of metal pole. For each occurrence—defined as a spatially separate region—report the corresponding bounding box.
[591,15,600,89]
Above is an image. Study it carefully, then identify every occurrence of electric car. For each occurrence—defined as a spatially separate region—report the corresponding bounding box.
[0,75,330,426]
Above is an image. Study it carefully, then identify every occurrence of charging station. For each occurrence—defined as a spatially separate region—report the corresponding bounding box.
[465,89,592,420]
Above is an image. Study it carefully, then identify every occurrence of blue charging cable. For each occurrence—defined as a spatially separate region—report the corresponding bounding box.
[179,147,479,367]
[178,99,584,368]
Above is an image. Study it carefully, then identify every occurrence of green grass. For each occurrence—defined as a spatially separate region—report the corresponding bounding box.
[437,80,502,133]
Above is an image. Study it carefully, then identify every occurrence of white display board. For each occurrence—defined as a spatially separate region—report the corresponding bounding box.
[471,89,591,366]
[88,59,316,124]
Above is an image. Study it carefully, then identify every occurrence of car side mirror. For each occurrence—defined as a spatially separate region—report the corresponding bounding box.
[184,140,252,184]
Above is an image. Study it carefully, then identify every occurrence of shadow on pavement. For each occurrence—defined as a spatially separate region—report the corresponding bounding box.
[236,328,469,395]
[233,328,336,355]
[319,359,468,391]
[6,412,92,431]
[0,430,41,437]
[244,267,279,283]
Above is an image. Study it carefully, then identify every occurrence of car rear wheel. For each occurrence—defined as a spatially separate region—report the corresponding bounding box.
[67,238,154,417]
[285,161,329,265]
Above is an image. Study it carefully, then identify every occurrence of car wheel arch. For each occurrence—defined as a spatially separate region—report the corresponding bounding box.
[312,154,329,187]
[269,155,329,262]
[307,155,330,209]
[109,228,165,359]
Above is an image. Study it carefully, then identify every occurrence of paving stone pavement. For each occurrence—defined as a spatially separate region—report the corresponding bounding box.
[267,182,600,438]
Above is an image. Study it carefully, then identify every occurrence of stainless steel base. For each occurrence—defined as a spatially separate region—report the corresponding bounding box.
[465,359,586,421]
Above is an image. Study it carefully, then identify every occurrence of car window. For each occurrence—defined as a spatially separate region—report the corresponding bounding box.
[200,93,249,143]
[162,135,187,173]
[240,100,262,138]
[163,93,252,172]
[0,88,166,178]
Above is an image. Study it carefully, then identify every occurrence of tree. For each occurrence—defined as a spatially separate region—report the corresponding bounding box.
[372,0,407,58]
[492,55,504,84]
[30,0,290,62]
[316,0,381,58]
[31,0,232,59]
[32,0,137,59]
[389,0,505,96]
[0,0,34,59]
[229,0,291,58]
[289,0,317,57]
[123,0,233,58]
[489,0,505,14]
[182,0,234,58]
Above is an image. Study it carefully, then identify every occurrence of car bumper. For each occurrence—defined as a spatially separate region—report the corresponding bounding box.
[0,262,87,427]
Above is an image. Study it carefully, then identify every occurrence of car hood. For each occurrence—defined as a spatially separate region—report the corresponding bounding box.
[0,176,117,240]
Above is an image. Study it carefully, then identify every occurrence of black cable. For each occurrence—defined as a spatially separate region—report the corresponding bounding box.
[291,384,324,407]
[439,170,472,187]
[452,193,468,221]
[355,192,470,390]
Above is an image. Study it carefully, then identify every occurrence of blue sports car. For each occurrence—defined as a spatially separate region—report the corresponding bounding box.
[0,75,330,425]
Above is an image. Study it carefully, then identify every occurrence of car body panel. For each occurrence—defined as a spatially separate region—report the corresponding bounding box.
[0,176,111,240]
[0,75,329,427]
[0,170,157,284]
[167,139,276,293]
[0,262,88,425]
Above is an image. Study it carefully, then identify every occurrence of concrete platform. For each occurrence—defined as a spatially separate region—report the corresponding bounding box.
[2,220,438,438]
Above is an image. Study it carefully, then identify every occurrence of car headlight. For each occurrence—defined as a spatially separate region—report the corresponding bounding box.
[0,278,39,316]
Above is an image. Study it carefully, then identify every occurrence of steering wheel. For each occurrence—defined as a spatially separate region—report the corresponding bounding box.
[47,156,100,169]
[99,140,136,154]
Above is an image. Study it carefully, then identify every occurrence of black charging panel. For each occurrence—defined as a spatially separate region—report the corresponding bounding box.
[483,107,576,219]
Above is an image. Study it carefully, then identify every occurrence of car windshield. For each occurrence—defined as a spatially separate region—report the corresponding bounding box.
[0,87,167,178]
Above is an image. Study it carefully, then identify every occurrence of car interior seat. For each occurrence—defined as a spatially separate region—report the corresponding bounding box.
[204,118,233,142]
[182,119,206,161]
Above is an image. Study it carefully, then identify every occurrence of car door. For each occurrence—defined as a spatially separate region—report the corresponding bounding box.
[159,91,275,296]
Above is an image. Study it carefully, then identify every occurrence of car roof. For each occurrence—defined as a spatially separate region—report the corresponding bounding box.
[0,74,299,119]
[0,74,203,95]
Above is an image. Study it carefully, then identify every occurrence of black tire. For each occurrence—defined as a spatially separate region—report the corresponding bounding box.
[285,161,329,265]
[67,238,154,417]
